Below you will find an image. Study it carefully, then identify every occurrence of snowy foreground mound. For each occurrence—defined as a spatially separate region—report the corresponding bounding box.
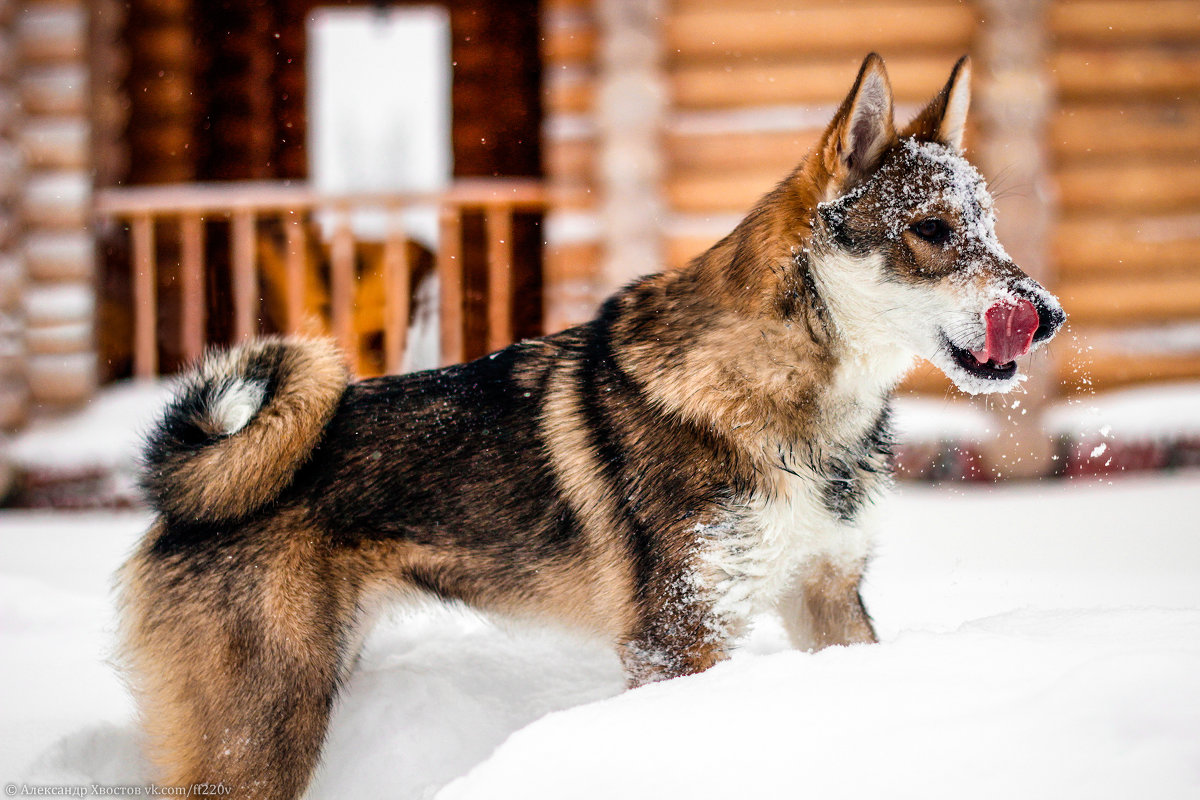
[3,475,1200,799]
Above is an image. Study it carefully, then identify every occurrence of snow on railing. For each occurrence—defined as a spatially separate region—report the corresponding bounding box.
[94,179,546,377]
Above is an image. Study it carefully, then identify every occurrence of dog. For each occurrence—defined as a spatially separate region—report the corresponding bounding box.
[119,53,1065,798]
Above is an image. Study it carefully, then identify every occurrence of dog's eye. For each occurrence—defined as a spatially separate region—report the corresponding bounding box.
[912,218,951,245]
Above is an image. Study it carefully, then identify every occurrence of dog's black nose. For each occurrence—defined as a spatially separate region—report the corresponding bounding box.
[1023,291,1066,344]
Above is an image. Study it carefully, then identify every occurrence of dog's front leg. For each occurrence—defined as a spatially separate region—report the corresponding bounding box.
[777,558,876,652]
[618,593,731,687]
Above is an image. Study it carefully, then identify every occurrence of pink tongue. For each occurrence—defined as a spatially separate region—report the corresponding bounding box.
[971,299,1039,365]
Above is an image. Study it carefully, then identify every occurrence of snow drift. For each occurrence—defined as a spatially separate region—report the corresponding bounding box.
[2,474,1199,799]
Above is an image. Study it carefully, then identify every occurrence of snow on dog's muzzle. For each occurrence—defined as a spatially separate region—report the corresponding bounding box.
[970,299,1039,366]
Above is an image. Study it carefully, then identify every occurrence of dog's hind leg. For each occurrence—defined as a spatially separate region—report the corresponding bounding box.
[777,559,877,652]
[118,525,365,800]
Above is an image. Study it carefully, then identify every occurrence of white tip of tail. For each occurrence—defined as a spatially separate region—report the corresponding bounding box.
[210,378,267,435]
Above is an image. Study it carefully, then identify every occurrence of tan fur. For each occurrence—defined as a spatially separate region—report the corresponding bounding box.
[540,361,640,637]
[151,338,348,522]
[118,511,359,798]
[625,310,833,447]
[779,560,877,651]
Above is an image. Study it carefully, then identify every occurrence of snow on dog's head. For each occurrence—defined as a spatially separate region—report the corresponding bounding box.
[807,54,1065,395]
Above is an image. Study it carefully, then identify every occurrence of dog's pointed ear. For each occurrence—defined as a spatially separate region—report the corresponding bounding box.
[901,55,971,151]
[820,53,897,196]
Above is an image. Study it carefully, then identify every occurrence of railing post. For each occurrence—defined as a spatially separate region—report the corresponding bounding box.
[92,180,547,381]
[131,213,157,378]
[180,213,205,362]
[330,207,357,373]
[438,204,464,366]
[485,206,514,353]
[383,214,410,374]
[231,209,258,341]
[284,212,307,335]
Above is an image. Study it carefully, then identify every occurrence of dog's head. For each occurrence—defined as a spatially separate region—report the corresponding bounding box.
[805,54,1065,394]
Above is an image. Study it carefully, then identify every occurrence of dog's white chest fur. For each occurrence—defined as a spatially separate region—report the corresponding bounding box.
[692,382,893,627]
[694,466,876,624]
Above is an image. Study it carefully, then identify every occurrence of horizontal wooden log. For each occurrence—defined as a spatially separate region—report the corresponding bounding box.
[1056,160,1200,215]
[1053,47,1200,99]
[545,138,596,185]
[666,5,973,60]
[19,121,89,170]
[125,74,192,111]
[26,322,92,356]
[667,171,780,213]
[544,240,603,283]
[545,74,593,115]
[897,360,959,397]
[24,231,94,281]
[1056,214,1200,252]
[1054,231,1200,278]
[20,67,88,116]
[23,203,89,230]
[667,234,722,269]
[668,133,995,213]
[127,124,195,162]
[672,55,975,109]
[1050,0,1200,43]
[1059,274,1200,325]
[27,352,95,404]
[542,24,595,64]
[540,185,595,213]
[16,6,87,64]
[128,0,190,22]
[667,129,822,175]
[1051,102,1200,160]
[129,26,196,66]
[1060,350,1200,395]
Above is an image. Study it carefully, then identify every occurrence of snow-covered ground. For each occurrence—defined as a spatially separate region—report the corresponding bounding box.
[2,473,1199,798]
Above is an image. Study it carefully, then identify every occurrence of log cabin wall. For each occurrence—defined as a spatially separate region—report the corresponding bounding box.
[118,1,542,185]
[539,0,983,351]
[99,0,543,377]
[11,0,96,425]
[661,0,979,270]
[0,2,22,428]
[1049,0,1200,392]
[541,0,602,332]
[12,0,1195,418]
[540,0,1200,398]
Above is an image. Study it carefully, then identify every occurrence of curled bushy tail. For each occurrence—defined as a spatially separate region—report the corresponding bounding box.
[142,337,348,522]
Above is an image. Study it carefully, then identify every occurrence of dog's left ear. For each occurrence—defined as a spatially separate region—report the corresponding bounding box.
[820,53,897,196]
[901,55,971,151]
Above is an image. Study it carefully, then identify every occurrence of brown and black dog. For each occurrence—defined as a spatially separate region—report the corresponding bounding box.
[119,53,1064,798]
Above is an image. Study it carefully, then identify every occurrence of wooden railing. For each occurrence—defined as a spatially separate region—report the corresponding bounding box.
[94,179,546,377]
